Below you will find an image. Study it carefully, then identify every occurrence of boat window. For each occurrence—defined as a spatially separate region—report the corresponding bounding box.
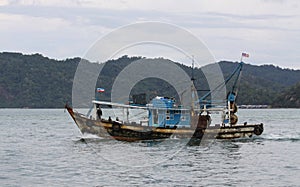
[153,110,158,124]
[166,114,174,120]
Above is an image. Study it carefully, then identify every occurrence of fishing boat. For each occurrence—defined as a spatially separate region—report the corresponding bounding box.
[66,56,263,145]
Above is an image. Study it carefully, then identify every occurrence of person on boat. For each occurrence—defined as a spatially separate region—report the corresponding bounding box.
[197,113,211,129]
[96,104,102,120]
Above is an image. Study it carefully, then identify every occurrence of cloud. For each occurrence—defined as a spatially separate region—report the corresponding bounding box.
[0,0,299,69]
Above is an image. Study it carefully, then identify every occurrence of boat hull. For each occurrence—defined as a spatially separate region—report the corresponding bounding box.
[66,105,263,142]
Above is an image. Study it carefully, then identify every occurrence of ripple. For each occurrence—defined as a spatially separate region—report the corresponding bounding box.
[1,108,300,186]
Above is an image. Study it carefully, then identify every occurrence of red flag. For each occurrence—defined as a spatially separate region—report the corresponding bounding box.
[242,53,249,58]
[97,88,105,93]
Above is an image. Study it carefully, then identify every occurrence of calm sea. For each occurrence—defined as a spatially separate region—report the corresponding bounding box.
[0,109,299,187]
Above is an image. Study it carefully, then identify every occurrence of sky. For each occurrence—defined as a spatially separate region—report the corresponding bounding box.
[0,0,300,69]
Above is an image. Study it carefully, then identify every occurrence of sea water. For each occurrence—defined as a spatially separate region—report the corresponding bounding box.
[0,109,299,186]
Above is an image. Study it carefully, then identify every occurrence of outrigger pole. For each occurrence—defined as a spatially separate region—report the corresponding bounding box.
[198,52,249,106]
[232,52,249,98]
[198,62,243,104]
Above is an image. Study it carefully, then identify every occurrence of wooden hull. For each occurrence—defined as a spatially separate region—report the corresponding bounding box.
[66,105,264,143]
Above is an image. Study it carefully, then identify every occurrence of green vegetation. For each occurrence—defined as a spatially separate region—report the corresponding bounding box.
[218,61,300,106]
[0,52,299,108]
[272,82,300,108]
[0,52,78,108]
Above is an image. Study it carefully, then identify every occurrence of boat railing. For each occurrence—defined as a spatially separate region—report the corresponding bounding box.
[93,100,227,113]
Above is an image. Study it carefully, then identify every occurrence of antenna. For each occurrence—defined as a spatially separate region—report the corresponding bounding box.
[191,55,195,83]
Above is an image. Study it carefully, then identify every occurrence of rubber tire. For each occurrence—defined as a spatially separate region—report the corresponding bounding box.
[112,122,121,131]
[231,103,238,113]
[254,125,263,135]
[230,114,238,125]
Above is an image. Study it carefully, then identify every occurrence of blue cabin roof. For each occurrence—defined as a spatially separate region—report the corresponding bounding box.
[151,96,174,108]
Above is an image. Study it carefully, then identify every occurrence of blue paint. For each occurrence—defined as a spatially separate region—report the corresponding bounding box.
[148,97,191,128]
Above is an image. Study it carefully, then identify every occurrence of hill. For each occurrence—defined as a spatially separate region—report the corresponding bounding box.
[0,52,299,108]
[0,52,78,108]
[218,61,300,105]
[272,82,300,108]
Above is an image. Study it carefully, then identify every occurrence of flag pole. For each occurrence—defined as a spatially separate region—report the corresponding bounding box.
[241,52,249,62]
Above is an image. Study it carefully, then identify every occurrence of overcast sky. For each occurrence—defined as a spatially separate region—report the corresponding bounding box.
[0,0,300,69]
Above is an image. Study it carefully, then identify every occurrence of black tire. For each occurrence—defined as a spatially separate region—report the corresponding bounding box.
[112,122,121,132]
[254,124,263,135]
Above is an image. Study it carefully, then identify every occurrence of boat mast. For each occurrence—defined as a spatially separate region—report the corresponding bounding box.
[191,55,195,84]
[190,55,197,126]
[227,53,248,124]
[228,53,248,101]
[198,54,246,110]
[191,56,196,111]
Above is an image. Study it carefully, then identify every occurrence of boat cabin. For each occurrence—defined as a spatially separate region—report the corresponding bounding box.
[148,96,191,128]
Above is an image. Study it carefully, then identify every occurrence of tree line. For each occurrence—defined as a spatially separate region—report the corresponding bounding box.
[0,52,299,108]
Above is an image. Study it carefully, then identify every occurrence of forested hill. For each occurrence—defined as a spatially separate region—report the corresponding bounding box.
[218,61,300,106]
[0,52,299,108]
[272,82,300,108]
[0,52,78,108]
